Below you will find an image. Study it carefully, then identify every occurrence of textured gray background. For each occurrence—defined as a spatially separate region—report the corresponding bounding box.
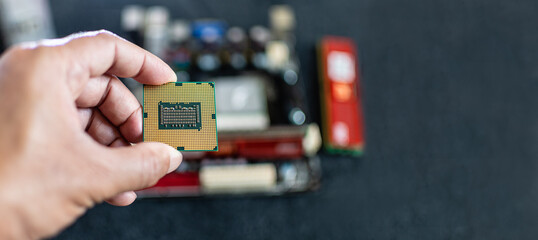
[48,0,538,239]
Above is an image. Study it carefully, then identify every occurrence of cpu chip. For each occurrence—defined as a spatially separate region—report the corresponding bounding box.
[143,82,218,151]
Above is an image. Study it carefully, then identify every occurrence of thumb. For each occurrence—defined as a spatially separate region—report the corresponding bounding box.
[103,142,182,193]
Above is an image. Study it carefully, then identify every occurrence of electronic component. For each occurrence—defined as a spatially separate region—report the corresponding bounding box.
[192,20,227,72]
[0,0,55,47]
[269,5,295,35]
[158,102,201,130]
[249,25,271,70]
[136,157,321,197]
[212,75,270,131]
[200,163,277,193]
[166,20,192,75]
[224,27,248,70]
[143,82,218,151]
[266,41,290,71]
[318,36,365,155]
[144,6,169,58]
[121,5,145,46]
[203,124,321,160]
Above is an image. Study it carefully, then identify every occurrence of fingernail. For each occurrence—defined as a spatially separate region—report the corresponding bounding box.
[167,147,182,173]
[167,71,178,83]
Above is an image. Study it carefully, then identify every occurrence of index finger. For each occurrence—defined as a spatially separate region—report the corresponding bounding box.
[57,30,176,96]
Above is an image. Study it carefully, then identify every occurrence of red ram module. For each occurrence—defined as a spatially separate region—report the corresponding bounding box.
[318,36,365,155]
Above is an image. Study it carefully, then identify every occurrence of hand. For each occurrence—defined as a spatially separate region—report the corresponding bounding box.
[0,30,182,239]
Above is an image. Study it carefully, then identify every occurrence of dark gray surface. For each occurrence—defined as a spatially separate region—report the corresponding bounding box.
[51,0,538,239]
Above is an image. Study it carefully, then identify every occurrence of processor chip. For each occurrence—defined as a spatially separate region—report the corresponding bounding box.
[143,82,218,151]
[158,102,201,130]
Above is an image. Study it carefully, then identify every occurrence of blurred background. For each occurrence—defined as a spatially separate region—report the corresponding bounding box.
[2,0,538,239]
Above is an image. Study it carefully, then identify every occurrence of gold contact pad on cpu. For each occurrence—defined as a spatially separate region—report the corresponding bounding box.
[143,82,218,151]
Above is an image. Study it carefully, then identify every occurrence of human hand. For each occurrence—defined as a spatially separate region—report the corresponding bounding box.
[0,30,182,239]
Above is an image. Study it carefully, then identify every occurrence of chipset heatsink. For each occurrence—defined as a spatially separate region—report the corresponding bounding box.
[143,82,218,151]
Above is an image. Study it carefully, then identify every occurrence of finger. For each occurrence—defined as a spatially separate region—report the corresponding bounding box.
[58,30,176,97]
[106,191,137,206]
[77,108,93,130]
[110,138,130,147]
[105,134,136,206]
[102,142,182,193]
[78,108,129,146]
[76,75,143,143]
[85,109,124,146]
[75,75,112,108]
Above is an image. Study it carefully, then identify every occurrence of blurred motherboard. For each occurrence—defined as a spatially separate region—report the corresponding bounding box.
[120,5,323,197]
